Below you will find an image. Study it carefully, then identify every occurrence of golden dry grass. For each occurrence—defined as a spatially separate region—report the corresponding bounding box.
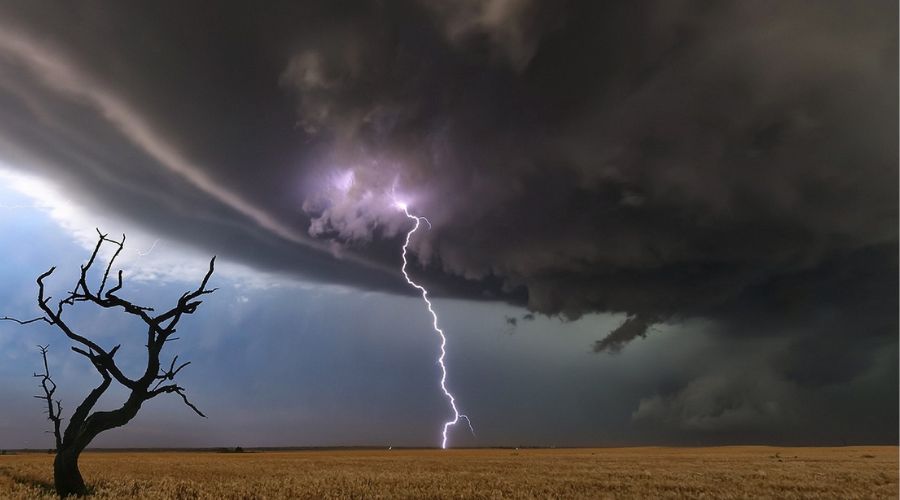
[0,446,896,499]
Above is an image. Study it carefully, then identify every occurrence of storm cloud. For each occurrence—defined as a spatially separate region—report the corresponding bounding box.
[0,0,895,396]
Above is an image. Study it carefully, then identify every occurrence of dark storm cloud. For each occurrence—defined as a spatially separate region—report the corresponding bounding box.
[0,0,895,391]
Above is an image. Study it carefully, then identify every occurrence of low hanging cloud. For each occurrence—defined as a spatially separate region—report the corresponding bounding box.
[0,0,895,376]
[632,373,788,433]
[593,315,656,354]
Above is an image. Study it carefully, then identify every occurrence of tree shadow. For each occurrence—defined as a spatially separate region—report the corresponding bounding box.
[0,467,55,496]
[13,475,56,495]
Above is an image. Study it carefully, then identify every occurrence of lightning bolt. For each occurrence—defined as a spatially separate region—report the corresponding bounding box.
[136,238,161,257]
[397,202,474,448]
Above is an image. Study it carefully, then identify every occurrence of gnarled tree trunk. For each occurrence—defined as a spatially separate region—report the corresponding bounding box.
[52,413,131,497]
[52,409,130,496]
[53,447,86,497]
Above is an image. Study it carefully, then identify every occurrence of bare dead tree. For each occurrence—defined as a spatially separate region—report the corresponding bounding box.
[1,229,216,497]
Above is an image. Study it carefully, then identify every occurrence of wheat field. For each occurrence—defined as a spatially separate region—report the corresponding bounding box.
[0,446,896,499]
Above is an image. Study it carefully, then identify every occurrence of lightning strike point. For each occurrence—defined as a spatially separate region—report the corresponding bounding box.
[399,204,473,449]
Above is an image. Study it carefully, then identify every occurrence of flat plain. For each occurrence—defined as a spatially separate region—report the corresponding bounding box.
[0,446,896,499]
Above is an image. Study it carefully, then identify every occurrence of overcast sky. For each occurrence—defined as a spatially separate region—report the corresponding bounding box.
[0,0,896,448]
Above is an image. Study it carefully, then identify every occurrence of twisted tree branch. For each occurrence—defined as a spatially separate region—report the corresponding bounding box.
[34,345,63,450]
[1,316,52,325]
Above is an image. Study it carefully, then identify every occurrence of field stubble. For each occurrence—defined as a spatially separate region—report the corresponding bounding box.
[0,446,895,499]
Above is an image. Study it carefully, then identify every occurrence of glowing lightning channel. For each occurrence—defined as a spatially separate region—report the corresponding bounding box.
[397,201,474,449]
